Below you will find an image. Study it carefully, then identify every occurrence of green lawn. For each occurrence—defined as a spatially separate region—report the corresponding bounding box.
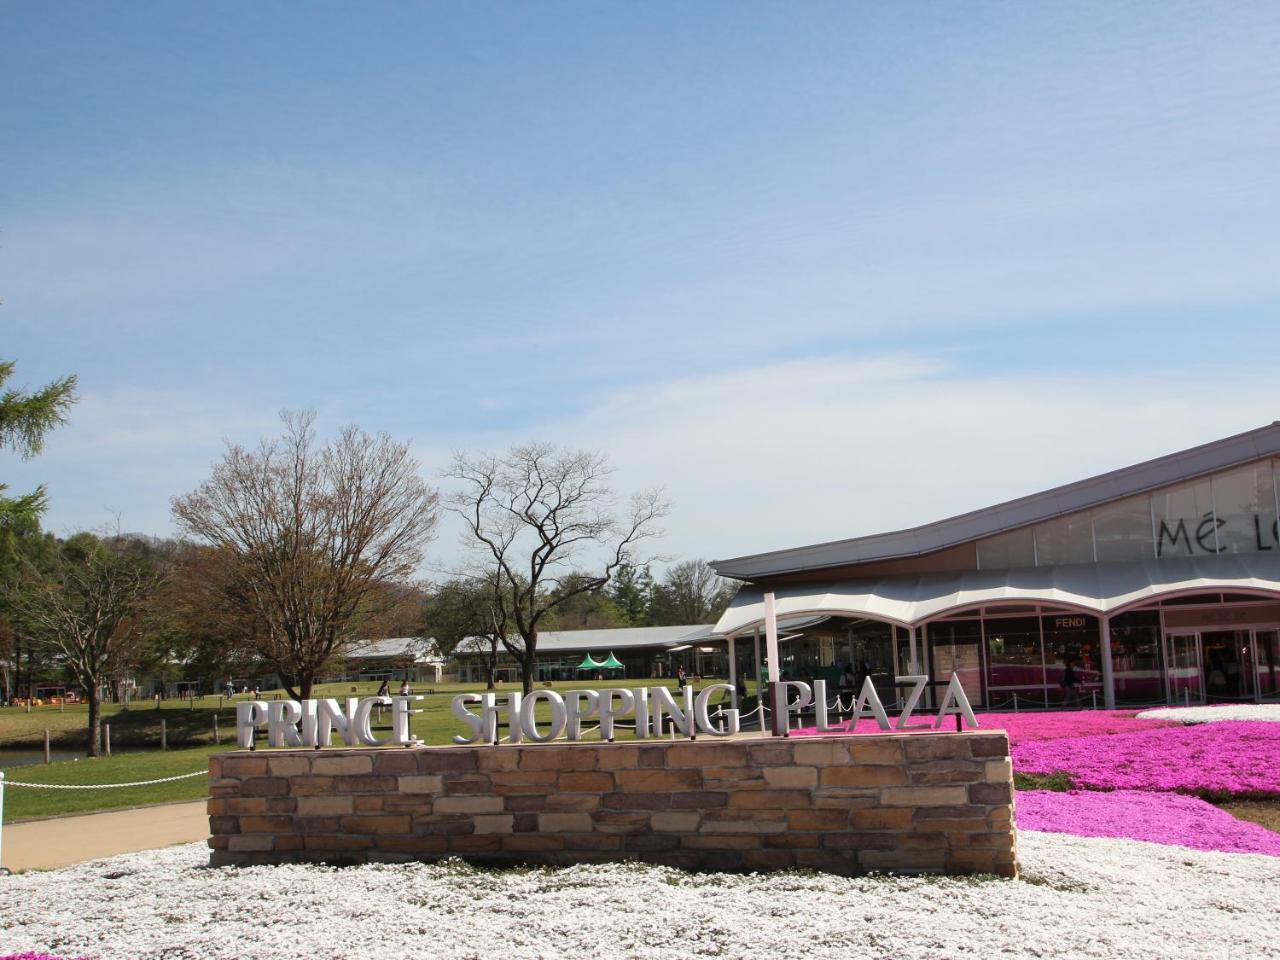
[0,677,747,821]
[1,744,221,821]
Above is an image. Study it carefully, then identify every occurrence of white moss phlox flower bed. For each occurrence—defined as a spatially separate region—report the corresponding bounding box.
[1136,703,1280,723]
[2,832,1279,960]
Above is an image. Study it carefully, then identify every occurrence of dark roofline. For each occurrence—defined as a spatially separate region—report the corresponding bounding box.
[711,421,1280,581]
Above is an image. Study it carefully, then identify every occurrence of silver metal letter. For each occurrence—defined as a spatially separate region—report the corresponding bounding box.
[451,693,485,744]
[852,677,891,730]
[519,690,567,742]
[235,701,269,748]
[390,695,423,746]
[895,675,928,730]
[598,688,635,741]
[266,700,304,748]
[775,681,812,736]
[934,674,979,729]
[695,684,738,736]
[812,680,839,733]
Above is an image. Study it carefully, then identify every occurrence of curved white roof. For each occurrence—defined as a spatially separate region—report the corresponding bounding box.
[713,553,1280,635]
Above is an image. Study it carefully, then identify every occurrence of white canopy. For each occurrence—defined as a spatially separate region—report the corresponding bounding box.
[713,554,1280,635]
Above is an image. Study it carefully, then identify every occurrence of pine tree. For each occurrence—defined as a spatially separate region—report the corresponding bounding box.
[0,359,77,527]
[607,563,656,626]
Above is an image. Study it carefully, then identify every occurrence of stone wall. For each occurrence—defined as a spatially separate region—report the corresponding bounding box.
[207,731,1017,877]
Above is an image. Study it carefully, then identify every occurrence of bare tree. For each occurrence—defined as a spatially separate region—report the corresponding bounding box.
[651,559,738,625]
[171,411,440,699]
[15,534,163,756]
[447,444,669,694]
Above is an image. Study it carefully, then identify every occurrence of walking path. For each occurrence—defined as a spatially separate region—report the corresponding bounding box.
[2,800,207,872]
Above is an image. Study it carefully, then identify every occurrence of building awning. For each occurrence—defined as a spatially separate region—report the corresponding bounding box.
[713,554,1280,635]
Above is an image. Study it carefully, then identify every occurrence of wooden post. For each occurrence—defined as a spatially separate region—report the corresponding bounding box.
[105,723,111,757]
[213,714,220,744]
[161,718,167,751]
[43,729,50,764]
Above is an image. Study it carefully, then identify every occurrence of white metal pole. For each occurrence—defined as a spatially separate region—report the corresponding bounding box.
[1100,615,1116,710]
[753,626,763,701]
[908,626,919,674]
[727,635,738,710]
[764,592,782,736]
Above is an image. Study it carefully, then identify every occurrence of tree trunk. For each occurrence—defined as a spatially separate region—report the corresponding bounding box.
[298,673,313,700]
[14,637,24,704]
[87,686,102,758]
[520,648,536,695]
[486,641,498,690]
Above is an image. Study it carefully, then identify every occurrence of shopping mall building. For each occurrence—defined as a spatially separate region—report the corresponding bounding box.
[710,423,1280,710]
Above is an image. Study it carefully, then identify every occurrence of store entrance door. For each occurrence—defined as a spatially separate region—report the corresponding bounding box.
[1166,632,1203,704]
[1254,630,1280,700]
[1200,630,1251,701]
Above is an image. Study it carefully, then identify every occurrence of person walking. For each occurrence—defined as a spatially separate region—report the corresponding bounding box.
[375,678,390,698]
[1061,658,1082,707]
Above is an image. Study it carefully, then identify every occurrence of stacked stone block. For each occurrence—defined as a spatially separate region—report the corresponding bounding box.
[207,731,1017,876]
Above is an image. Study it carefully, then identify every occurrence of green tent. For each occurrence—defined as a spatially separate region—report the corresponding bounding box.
[577,652,624,672]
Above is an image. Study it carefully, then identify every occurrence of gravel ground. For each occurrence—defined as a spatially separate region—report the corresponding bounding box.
[1136,704,1280,724]
[2,833,1278,960]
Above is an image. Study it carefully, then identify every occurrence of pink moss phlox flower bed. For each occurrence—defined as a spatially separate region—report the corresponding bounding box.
[793,709,1177,746]
[1013,721,1280,796]
[974,710,1180,746]
[1017,789,1280,856]
[0,954,86,960]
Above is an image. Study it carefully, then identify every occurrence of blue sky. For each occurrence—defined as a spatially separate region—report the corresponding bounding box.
[4,1,1279,570]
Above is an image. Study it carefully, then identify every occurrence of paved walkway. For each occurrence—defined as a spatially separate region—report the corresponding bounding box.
[2,800,207,872]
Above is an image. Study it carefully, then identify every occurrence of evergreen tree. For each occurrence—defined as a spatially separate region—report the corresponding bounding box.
[607,563,656,626]
[545,572,628,630]
[0,359,77,527]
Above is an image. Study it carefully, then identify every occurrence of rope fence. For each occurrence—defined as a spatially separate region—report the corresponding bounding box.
[0,770,208,790]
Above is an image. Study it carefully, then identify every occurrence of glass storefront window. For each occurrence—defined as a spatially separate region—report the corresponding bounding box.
[1033,514,1094,565]
[976,458,1280,569]
[927,619,983,706]
[984,615,1045,707]
[1255,630,1280,701]
[1042,613,1102,704]
[893,626,910,677]
[1109,610,1164,703]
[847,623,894,704]
[976,527,1035,569]
[1152,478,1214,557]
[1092,494,1154,563]
[1212,461,1279,555]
